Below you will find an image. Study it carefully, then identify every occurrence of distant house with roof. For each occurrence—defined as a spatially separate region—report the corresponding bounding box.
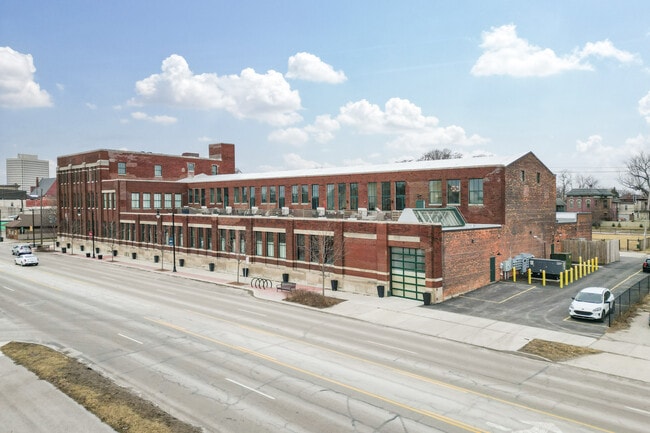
[616,192,649,223]
[565,188,616,223]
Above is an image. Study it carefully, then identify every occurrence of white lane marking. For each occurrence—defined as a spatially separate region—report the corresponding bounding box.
[118,333,143,345]
[226,378,275,400]
[365,340,418,355]
[237,308,267,317]
[626,406,650,416]
[2,286,15,291]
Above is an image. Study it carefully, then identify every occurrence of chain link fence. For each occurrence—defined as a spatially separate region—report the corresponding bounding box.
[609,275,650,326]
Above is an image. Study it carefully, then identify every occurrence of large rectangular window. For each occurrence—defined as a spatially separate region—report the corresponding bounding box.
[381,181,391,211]
[242,187,248,205]
[311,184,319,209]
[326,184,335,210]
[261,186,268,203]
[174,193,182,209]
[447,179,461,205]
[301,185,309,204]
[255,232,263,256]
[219,229,226,251]
[270,186,277,204]
[367,182,377,211]
[278,185,285,208]
[164,193,172,209]
[395,181,406,210]
[266,232,275,257]
[278,233,286,259]
[296,234,305,261]
[338,183,346,210]
[154,165,162,177]
[350,183,358,210]
[131,192,140,209]
[118,162,126,175]
[429,180,442,205]
[292,185,299,203]
[469,178,484,205]
[142,193,151,209]
[234,187,240,203]
[154,193,162,209]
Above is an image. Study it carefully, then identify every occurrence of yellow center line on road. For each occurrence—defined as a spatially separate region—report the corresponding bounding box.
[145,316,487,433]
[146,312,614,433]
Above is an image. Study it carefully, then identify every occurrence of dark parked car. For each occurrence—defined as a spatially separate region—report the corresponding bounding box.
[643,257,650,273]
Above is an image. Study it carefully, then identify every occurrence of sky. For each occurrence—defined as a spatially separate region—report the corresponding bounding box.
[1,0,650,191]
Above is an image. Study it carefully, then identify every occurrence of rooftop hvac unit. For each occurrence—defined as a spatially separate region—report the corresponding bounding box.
[225,206,232,214]
[281,207,289,216]
[317,207,325,217]
[251,206,259,215]
[358,208,368,218]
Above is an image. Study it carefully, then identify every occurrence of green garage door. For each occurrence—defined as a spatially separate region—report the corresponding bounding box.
[390,247,426,300]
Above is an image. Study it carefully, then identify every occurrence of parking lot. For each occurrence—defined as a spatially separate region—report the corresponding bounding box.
[431,253,648,338]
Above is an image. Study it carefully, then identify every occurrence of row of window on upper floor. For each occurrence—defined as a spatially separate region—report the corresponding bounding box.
[185,179,485,211]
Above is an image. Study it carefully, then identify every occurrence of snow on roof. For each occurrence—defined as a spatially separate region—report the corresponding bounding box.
[178,152,529,184]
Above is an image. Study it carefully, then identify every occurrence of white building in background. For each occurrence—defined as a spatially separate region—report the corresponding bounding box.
[6,154,49,193]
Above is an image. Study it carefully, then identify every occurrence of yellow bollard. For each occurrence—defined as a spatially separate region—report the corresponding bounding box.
[559,271,564,289]
[528,268,531,284]
[512,269,516,282]
[595,256,599,270]
[569,267,574,283]
[542,270,546,286]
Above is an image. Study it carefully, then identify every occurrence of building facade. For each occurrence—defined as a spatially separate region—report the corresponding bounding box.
[57,144,586,303]
[6,153,50,193]
[565,188,617,224]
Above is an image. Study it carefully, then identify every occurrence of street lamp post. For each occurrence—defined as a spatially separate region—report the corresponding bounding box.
[91,208,96,258]
[31,209,36,247]
[172,209,177,272]
[155,210,163,270]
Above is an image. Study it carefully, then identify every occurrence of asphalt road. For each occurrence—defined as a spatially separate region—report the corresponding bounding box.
[2,244,650,432]
[432,254,647,338]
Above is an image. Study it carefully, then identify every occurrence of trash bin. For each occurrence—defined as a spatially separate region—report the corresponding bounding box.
[61,247,67,254]
[331,280,339,291]
[86,252,91,258]
[80,245,84,251]
[97,254,103,260]
[243,268,249,277]
[282,273,289,283]
[154,255,159,263]
[131,252,137,260]
[95,247,100,254]
[179,258,185,267]
[377,285,385,298]
[422,292,432,306]
[209,262,215,271]
[67,243,71,249]
[113,250,118,256]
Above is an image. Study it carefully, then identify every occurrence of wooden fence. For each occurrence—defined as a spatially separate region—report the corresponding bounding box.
[561,239,620,265]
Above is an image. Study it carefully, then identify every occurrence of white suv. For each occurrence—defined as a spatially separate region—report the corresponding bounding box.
[569,287,615,321]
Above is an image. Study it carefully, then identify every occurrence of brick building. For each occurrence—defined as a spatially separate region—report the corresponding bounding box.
[57,144,586,303]
[565,188,617,224]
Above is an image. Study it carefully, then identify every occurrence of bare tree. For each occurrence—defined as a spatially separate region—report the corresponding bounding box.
[417,148,463,161]
[556,170,572,199]
[619,151,650,210]
[307,222,346,295]
[575,174,600,189]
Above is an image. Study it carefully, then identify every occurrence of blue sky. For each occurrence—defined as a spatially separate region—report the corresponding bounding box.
[2,1,649,190]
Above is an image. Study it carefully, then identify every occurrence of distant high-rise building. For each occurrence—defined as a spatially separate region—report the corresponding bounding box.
[6,154,50,193]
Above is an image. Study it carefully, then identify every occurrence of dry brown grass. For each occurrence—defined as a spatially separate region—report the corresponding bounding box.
[1,342,200,433]
[284,289,346,308]
[519,339,601,362]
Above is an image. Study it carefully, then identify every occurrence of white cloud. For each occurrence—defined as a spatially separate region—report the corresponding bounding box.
[337,98,439,133]
[283,153,332,170]
[131,111,177,124]
[286,52,347,83]
[304,114,340,143]
[638,91,650,123]
[471,24,639,77]
[86,102,97,110]
[131,54,302,126]
[0,46,52,108]
[268,127,309,146]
